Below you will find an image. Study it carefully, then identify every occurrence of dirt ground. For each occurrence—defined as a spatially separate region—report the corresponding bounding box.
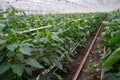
[61,34,95,80]
[50,26,104,80]
[77,34,104,80]
[62,27,104,80]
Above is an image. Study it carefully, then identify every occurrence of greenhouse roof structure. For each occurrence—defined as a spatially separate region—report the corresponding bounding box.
[0,0,120,14]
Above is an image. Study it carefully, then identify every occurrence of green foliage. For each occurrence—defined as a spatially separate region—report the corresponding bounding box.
[25,58,43,68]
[11,64,24,76]
[101,12,120,79]
[103,47,120,67]
[53,73,63,80]
[0,6,106,79]
[54,59,63,70]
[102,72,120,80]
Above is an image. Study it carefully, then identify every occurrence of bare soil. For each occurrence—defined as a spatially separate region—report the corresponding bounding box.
[62,27,104,80]
[50,26,104,80]
[61,33,96,80]
[77,33,104,80]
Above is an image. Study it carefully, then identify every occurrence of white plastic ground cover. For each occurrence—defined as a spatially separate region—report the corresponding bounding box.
[0,0,120,14]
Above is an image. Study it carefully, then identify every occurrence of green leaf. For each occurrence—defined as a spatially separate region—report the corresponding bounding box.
[46,29,51,35]
[19,45,34,55]
[40,37,48,42]
[0,50,6,63]
[0,39,7,45]
[38,48,43,53]
[114,19,120,24]
[66,54,74,62]
[103,47,120,67]
[101,66,113,72]
[51,43,58,47]
[52,32,63,42]
[39,74,48,80]
[102,72,120,80]
[53,73,63,80]
[24,43,35,47]
[34,34,40,43]
[25,58,43,68]
[25,68,32,76]
[7,43,19,51]
[42,57,50,65]
[109,35,120,46]
[16,53,24,61]
[11,64,24,76]
[7,51,15,58]
[101,48,112,62]
[56,50,62,55]
[0,24,5,31]
[102,21,110,25]
[54,59,63,70]
[0,63,10,74]
[52,35,63,43]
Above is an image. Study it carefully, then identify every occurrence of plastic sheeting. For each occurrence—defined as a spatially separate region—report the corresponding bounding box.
[0,0,120,14]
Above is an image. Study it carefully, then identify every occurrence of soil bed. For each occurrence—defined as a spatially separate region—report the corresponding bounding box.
[63,27,104,80]
[77,32,104,80]
[61,34,95,80]
[61,27,103,80]
[50,26,104,80]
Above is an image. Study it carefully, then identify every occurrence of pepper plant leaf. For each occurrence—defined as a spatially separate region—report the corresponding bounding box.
[25,58,44,68]
[103,47,120,67]
[11,64,24,76]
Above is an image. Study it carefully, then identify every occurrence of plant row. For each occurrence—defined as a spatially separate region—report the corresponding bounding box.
[0,6,106,80]
[101,11,120,80]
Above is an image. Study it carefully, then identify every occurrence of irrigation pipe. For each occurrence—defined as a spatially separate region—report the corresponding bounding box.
[72,24,103,80]
[19,25,52,34]
[100,47,106,80]
[36,43,79,80]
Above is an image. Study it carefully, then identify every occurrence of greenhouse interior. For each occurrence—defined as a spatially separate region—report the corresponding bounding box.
[0,0,120,80]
